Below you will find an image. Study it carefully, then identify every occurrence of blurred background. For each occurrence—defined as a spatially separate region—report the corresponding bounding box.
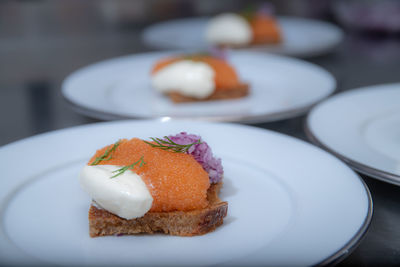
[1,0,400,266]
[1,0,399,146]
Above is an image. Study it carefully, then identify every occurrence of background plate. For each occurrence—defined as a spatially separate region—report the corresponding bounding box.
[142,17,344,57]
[62,51,335,123]
[0,120,371,266]
[306,83,400,185]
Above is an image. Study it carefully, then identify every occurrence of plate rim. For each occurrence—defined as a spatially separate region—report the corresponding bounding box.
[62,92,329,123]
[61,51,336,123]
[316,175,373,266]
[305,84,400,185]
[305,121,400,186]
[0,119,372,266]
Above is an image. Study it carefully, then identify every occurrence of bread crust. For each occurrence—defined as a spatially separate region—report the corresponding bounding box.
[88,182,228,237]
[167,83,249,103]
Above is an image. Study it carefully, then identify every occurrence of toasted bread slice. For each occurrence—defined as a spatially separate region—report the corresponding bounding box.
[88,182,228,237]
[167,83,249,103]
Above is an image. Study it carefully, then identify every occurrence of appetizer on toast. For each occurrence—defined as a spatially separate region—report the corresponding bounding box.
[206,5,282,47]
[151,54,249,103]
[80,132,228,237]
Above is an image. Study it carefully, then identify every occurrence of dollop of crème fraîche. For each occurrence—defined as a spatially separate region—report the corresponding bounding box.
[151,60,215,99]
[206,13,252,46]
[83,138,211,216]
[80,165,153,220]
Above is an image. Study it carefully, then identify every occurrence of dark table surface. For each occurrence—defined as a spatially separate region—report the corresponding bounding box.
[1,1,400,266]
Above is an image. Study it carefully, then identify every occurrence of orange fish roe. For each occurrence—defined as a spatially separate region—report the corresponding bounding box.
[151,55,241,90]
[151,57,180,74]
[249,14,281,44]
[88,138,210,212]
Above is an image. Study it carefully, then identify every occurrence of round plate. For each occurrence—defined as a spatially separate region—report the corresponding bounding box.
[141,16,344,57]
[306,83,400,185]
[0,120,371,266]
[62,51,335,123]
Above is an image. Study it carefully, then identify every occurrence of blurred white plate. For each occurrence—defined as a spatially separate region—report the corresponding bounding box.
[142,17,344,57]
[62,51,335,123]
[306,83,400,185]
[0,120,371,266]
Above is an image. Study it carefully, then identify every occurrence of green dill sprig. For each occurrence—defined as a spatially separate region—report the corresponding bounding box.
[111,156,146,178]
[144,136,201,153]
[240,5,256,22]
[183,53,209,61]
[91,140,121,165]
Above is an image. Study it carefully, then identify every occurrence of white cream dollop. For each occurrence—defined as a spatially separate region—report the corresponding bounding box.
[151,60,215,99]
[80,165,153,220]
[206,13,252,46]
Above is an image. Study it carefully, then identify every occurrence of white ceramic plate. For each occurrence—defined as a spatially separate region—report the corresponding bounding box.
[142,17,344,57]
[0,120,371,266]
[306,83,400,185]
[62,51,335,123]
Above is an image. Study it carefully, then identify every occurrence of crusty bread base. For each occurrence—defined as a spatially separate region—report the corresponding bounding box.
[216,37,282,49]
[88,182,228,237]
[251,36,282,45]
[167,83,249,103]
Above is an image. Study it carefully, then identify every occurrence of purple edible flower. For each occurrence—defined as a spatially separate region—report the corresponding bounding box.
[207,46,228,61]
[168,132,224,184]
[257,3,276,16]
